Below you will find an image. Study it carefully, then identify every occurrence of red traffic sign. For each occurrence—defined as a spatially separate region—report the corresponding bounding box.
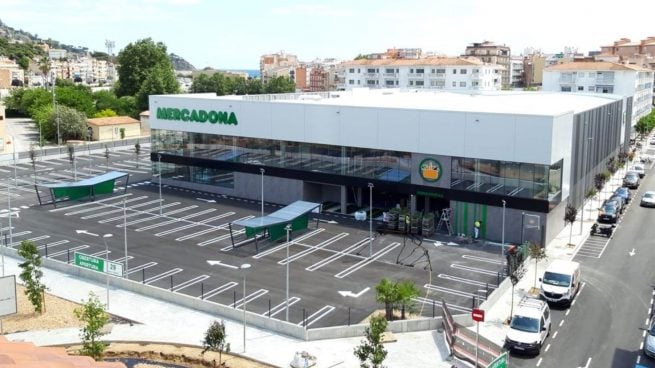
[472,308,485,322]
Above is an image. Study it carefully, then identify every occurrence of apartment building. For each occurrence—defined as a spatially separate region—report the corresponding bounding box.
[600,37,655,60]
[543,61,653,129]
[523,54,547,87]
[464,41,511,87]
[341,57,502,91]
[0,57,23,89]
[510,57,524,88]
[259,51,299,84]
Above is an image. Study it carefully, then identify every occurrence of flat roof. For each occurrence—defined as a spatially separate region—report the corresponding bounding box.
[188,89,623,116]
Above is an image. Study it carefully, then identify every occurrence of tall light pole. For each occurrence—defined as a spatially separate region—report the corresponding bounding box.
[101,234,113,309]
[501,200,506,275]
[51,71,60,146]
[285,224,292,321]
[123,199,128,277]
[368,183,374,257]
[158,154,163,216]
[260,168,265,217]
[11,136,17,187]
[7,184,12,252]
[241,263,251,353]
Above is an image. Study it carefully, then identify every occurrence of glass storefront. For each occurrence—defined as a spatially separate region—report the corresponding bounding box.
[450,157,562,202]
[153,129,412,183]
[152,129,562,204]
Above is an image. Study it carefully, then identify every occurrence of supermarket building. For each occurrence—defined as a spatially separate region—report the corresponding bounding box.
[149,89,628,246]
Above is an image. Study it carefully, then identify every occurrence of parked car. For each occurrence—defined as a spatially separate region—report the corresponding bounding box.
[631,164,646,178]
[597,201,620,224]
[614,187,632,203]
[641,191,655,207]
[607,195,625,214]
[645,315,655,358]
[623,172,640,189]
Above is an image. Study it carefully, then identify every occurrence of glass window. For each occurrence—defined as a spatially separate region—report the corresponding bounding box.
[452,69,457,74]
[460,69,467,74]
[349,68,355,73]
[416,68,424,74]
[460,81,466,87]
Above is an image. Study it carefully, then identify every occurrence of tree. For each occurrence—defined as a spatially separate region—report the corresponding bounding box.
[395,280,420,320]
[375,278,398,321]
[67,144,77,180]
[119,127,126,141]
[264,76,296,94]
[134,140,141,168]
[564,202,577,246]
[354,314,388,368]
[115,38,177,99]
[44,105,87,143]
[135,64,179,111]
[528,242,548,289]
[28,144,38,185]
[93,109,117,118]
[246,79,263,94]
[55,84,95,116]
[93,90,119,112]
[116,96,138,118]
[202,320,230,367]
[17,240,46,313]
[74,292,109,360]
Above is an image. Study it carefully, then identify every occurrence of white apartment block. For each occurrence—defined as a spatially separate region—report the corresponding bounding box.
[341,57,502,91]
[510,57,524,87]
[543,62,653,127]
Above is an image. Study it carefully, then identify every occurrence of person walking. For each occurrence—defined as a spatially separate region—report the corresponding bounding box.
[473,220,481,239]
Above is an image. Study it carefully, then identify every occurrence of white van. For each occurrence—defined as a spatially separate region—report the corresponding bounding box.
[505,297,551,355]
[539,260,581,306]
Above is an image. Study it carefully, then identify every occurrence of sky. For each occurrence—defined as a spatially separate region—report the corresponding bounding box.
[1,0,654,70]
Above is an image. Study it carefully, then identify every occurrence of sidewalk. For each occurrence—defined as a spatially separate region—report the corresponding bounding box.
[1,255,451,368]
[469,159,641,347]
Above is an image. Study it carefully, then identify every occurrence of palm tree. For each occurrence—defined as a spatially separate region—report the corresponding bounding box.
[396,280,420,320]
[375,278,398,321]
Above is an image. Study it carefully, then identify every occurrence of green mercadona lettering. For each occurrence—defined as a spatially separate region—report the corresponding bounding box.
[156,107,238,125]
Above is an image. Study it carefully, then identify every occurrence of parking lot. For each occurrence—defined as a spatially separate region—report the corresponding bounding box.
[1,151,507,328]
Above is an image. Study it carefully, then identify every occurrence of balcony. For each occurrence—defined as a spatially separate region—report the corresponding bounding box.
[383,73,397,78]
[558,77,576,84]
[408,73,425,79]
[595,77,614,85]
[428,73,445,78]
[365,72,379,77]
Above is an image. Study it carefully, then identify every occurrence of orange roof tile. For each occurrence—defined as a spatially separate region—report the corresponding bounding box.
[86,116,140,126]
[544,61,652,72]
[0,337,125,368]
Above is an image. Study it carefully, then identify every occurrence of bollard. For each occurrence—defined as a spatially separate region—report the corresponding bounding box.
[268,299,271,318]
[303,309,306,328]
[45,243,48,258]
[432,299,435,318]
[201,283,204,300]
[348,307,351,326]
[471,295,477,309]
[142,268,145,284]
[234,290,237,308]
[67,249,70,264]
[170,275,173,291]
[486,283,490,298]
[497,272,501,286]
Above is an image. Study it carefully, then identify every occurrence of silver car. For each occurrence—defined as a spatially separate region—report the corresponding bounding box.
[645,315,655,358]
[642,191,655,207]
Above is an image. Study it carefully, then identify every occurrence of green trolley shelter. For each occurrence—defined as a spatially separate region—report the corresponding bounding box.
[228,200,321,253]
[36,171,129,207]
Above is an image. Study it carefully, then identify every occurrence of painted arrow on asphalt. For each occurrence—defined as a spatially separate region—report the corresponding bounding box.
[207,260,238,269]
[196,198,217,203]
[315,218,338,224]
[338,287,370,298]
[76,229,99,237]
[629,248,636,256]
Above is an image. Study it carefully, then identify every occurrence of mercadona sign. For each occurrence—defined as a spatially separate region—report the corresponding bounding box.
[156,107,238,125]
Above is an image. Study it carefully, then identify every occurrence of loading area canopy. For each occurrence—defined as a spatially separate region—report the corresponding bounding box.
[36,171,129,206]
[228,200,321,251]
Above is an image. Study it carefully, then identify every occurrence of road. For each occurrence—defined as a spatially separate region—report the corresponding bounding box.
[512,152,655,368]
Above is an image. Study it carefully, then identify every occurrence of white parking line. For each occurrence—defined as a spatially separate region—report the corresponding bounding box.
[10,235,49,247]
[50,193,133,212]
[461,255,502,265]
[174,215,254,241]
[265,297,302,317]
[278,233,349,265]
[112,255,134,264]
[413,296,471,313]
[437,274,497,289]
[202,281,238,300]
[298,305,335,327]
[424,284,486,301]
[82,199,162,219]
[450,264,498,276]
[231,289,269,309]
[65,196,148,216]
[90,250,111,257]
[252,229,325,259]
[49,245,89,259]
[144,268,183,285]
[120,205,198,227]
[305,238,370,272]
[39,239,69,250]
[151,209,221,235]
[137,209,225,232]
[334,242,401,279]
[172,275,210,292]
[126,262,158,275]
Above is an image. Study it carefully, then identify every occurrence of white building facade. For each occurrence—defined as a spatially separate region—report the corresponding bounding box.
[149,90,627,246]
[341,58,502,91]
[543,62,653,130]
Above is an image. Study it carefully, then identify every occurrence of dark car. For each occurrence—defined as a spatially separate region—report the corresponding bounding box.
[614,187,632,203]
[623,172,640,189]
[607,195,625,214]
[597,202,620,224]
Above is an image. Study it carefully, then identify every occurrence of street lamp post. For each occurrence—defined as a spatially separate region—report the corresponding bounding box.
[501,200,506,275]
[123,199,128,277]
[51,71,60,146]
[260,168,265,217]
[158,154,163,216]
[7,184,12,254]
[101,234,113,309]
[11,136,17,187]
[240,263,251,353]
[285,224,292,322]
[368,183,374,257]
